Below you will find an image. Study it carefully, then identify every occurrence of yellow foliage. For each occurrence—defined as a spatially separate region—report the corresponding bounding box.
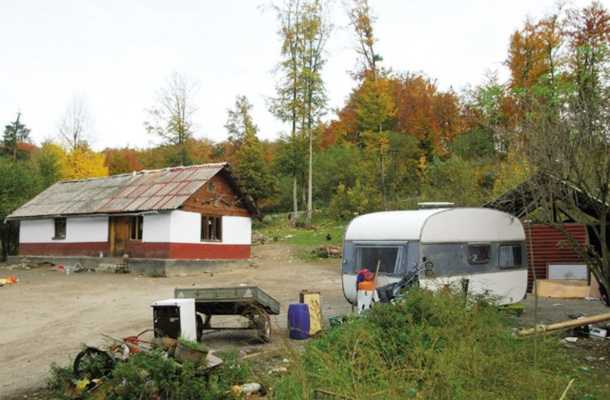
[57,145,109,180]
[492,149,531,196]
[417,154,427,183]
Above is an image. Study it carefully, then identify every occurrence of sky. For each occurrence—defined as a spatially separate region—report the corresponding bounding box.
[0,0,601,151]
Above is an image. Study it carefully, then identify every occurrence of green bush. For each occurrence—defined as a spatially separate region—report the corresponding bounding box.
[44,349,251,400]
[271,288,582,399]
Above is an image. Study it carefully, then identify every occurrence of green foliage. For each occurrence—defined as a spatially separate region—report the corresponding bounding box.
[271,288,591,399]
[229,96,277,207]
[2,112,31,160]
[312,143,365,204]
[450,129,496,160]
[0,158,43,260]
[43,362,74,397]
[329,180,381,220]
[420,156,490,206]
[177,336,208,352]
[31,141,63,188]
[45,349,250,400]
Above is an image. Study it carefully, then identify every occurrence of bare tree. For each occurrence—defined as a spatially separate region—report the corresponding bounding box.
[57,94,95,151]
[144,71,200,166]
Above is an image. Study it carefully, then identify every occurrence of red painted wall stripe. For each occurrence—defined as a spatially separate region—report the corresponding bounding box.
[19,242,250,260]
[19,242,110,257]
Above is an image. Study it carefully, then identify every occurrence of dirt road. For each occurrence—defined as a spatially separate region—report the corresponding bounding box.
[2,243,609,398]
[0,244,351,399]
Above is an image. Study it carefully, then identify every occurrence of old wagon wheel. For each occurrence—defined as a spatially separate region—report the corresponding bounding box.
[73,347,115,380]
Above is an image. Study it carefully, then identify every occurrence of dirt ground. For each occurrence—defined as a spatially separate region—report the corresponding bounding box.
[2,243,610,399]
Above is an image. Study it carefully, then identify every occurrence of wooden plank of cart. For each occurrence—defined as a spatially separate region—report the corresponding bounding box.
[174,286,280,343]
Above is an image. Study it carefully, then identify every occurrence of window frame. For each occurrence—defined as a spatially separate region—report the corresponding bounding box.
[129,216,143,241]
[468,243,491,265]
[498,244,523,269]
[201,215,222,242]
[53,217,66,240]
[354,244,405,275]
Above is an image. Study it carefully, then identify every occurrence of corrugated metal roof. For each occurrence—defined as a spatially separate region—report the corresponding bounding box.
[525,223,588,292]
[7,163,231,219]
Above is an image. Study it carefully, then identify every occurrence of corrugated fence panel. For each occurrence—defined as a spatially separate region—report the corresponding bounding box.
[524,223,588,292]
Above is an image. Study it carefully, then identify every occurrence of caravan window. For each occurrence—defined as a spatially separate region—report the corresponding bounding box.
[499,244,522,268]
[356,246,402,274]
[468,244,491,264]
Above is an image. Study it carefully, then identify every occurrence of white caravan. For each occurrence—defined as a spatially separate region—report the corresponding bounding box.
[342,208,527,306]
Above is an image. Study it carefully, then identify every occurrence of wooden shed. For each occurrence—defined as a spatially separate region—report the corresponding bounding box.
[485,174,603,296]
[6,163,260,261]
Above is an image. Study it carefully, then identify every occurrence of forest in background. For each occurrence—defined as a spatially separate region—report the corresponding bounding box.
[2,1,610,265]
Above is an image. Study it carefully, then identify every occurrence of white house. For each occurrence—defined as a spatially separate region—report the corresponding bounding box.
[6,163,261,261]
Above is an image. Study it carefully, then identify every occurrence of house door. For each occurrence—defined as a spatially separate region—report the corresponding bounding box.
[110,216,130,257]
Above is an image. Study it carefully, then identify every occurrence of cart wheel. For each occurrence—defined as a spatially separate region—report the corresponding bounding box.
[254,313,272,343]
[196,314,204,341]
[73,347,115,380]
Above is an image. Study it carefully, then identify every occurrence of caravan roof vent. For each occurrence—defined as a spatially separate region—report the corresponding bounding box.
[418,202,455,209]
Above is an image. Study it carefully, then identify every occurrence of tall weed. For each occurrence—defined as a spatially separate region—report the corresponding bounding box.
[273,288,577,399]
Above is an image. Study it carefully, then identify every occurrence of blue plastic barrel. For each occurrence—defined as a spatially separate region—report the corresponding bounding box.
[288,303,310,339]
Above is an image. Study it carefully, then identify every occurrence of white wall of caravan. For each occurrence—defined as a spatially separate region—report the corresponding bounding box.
[19,217,109,243]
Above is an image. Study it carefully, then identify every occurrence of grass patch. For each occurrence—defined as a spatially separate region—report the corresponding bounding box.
[268,288,610,399]
[254,210,348,262]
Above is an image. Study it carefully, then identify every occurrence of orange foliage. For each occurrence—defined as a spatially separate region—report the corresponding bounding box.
[104,148,142,175]
[393,73,462,157]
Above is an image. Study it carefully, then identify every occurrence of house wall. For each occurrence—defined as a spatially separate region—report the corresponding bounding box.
[525,223,588,292]
[19,217,110,257]
[124,211,252,260]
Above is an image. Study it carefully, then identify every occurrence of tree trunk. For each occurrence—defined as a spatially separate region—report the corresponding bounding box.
[306,128,313,227]
[292,173,298,226]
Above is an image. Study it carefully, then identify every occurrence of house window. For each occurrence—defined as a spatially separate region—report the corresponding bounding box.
[130,216,143,240]
[54,218,66,239]
[208,182,216,192]
[468,244,491,264]
[201,215,222,241]
[499,244,522,269]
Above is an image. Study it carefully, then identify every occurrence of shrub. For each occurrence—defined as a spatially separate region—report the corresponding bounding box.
[272,288,578,399]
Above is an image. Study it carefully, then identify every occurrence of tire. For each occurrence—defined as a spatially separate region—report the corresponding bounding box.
[254,313,272,343]
[196,314,204,342]
[73,347,115,380]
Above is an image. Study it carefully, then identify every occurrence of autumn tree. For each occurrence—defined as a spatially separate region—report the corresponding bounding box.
[509,1,610,305]
[2,112,31,161]
[226,95,275,207]
[104,147,143,175]
[32,141,63,187]
[268,0,330,225]
[145,71,200,166]
[345,0,395,209]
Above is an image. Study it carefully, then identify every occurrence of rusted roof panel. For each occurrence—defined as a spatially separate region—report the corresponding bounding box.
[525,223,588,292]
[7,163,231,219]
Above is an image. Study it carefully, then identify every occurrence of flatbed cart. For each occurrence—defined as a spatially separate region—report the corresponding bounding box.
[174,286,280,343]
